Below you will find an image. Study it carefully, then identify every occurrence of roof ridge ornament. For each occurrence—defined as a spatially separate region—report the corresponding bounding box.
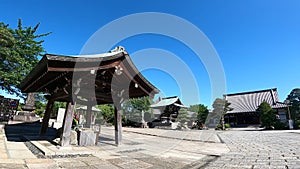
[110,46,125,53]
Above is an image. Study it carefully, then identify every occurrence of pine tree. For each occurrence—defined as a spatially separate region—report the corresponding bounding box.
[285,88,300,128]
[189,104,209,124]
[0,19,51,96]
[177,108,189,129]
[257,101,276,129]
[211,98,233,130]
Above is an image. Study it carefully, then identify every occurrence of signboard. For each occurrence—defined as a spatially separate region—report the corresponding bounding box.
[0,95,19,112]
[10,100,19,108]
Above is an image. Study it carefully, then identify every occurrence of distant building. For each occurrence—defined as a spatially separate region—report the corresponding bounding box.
[150,96,187,128]
[224,88,288,126]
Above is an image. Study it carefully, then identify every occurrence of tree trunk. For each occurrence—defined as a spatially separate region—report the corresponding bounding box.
[222,115,225,130]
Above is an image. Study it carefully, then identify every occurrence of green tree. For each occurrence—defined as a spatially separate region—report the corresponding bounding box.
[285,88,300,128]
[97,104,114,124]
[0,23,18,94]
[0,19,50,96]
[52,101,66,118]
[211,98,233,130]
[189,104,209,124]
[257,101,277,129]
[122,96,152,123]
[34,101,46,117]
[130,96,151,112]
[176,108,189,129]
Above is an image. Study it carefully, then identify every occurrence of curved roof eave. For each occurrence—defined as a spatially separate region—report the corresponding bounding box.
[19,48,159,100]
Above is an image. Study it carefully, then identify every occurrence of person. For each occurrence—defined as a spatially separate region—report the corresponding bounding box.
[72,114,79,131]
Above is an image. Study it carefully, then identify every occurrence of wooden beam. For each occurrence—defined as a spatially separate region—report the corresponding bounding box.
[40,99,54,135]
[48,91,70,102]
[48,60,121,72]
[114,105,122,146]
[35,72,68,92]
[60,101,76,147]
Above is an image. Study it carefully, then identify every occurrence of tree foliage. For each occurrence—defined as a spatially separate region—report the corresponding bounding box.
[97,104,114,124]
[257,101,277,129]
[34,101,47,117]
[52,101,66,118]
[0,19,50,96]
[129,96,152,112]
[285,88,300,128]
[122,96,153,124]
[177,108,189,129]
[212,98,233,130]
[189,104,209,124]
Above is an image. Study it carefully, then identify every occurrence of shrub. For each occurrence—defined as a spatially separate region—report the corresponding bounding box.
[257,102,277,129]
[224,123,230,128]
[215,124,222,130]
[273,121,286,130]
[295,120,300,129]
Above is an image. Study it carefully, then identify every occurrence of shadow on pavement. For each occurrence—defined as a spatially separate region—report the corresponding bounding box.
[98,135,116,146]
[4,121,58,142]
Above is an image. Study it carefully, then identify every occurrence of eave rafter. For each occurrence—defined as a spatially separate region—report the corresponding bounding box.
[47,60,121,72]
[119,62,154,98]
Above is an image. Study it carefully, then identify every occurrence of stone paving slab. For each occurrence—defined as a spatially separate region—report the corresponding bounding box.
[25,159,58,169]
[5,140,36,159]
[8,150,36,159]
[204,130,300,169]
[0,153,8,159]
[5,141,29,150]
[122,127,221,143]
[0,163,27,169]
[55,159,88,168]
[0,159,25,164]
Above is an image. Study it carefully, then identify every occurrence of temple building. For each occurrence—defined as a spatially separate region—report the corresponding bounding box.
[150,96,186,128]
[224,88,288,126]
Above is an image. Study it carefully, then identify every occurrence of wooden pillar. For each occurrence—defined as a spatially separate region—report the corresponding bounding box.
[86,104,92,128]
[40,99,54,135]
[60,101,76,147]
[114,105,122,146]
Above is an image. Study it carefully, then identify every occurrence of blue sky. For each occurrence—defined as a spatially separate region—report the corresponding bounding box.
[1,0,300,108]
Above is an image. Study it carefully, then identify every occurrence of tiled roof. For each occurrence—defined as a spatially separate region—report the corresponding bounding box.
[150,96,187,108]
[224,88,287,114]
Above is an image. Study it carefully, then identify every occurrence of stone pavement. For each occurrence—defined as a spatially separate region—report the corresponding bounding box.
[205,130,300,169]
[1,122,300,169]
[0,124,228,169]
[122,127,220,143]
[98,127,228,160]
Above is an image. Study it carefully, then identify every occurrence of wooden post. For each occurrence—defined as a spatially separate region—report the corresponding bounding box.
[86,104,92,128]
[114,105,122,146]
[40,99,54,135]
[60,101,76,147]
